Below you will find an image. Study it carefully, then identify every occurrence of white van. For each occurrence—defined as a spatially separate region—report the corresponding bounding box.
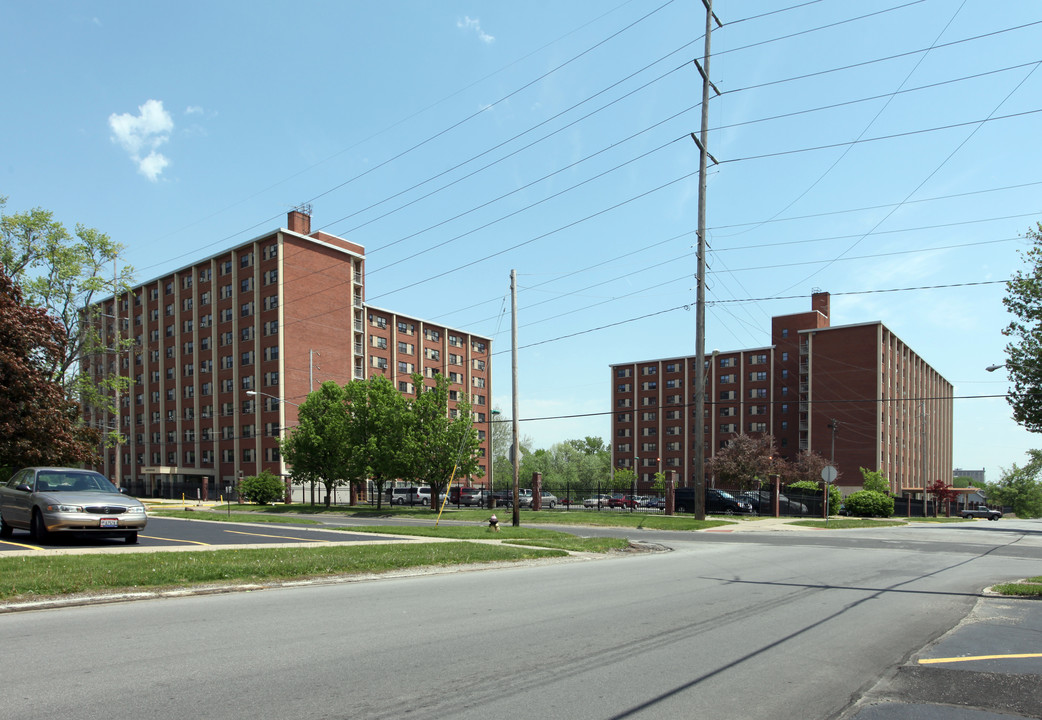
[389,486,432,506]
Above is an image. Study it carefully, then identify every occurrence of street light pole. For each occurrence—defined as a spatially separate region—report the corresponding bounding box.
[487,409,501,509]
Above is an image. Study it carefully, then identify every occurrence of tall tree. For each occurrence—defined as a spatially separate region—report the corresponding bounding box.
[0,266,99,476]
[1,197,134,399]
[280,381,350,507]
[987,450,1042,518]
[1001,221,1042,431]
[404,373,482,507]
[344,375,409,510]
[707,434,781,491]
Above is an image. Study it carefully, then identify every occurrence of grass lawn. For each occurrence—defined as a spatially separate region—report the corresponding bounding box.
[339,524,630,552]
[0,542,570,603]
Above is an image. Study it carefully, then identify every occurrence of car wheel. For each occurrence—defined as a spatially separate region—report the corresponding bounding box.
[0,513,12,538]
[125,531,138,544]
[422,498,429,506]
[548,501,556,509]
[30,510,49,542]
[963,514,972,519]
[393,498,404,506]
[990,516,999,521]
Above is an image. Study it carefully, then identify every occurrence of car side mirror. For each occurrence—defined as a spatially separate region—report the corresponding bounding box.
[16,484,32,493]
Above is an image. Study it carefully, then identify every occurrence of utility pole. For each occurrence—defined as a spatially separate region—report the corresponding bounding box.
[113,262,122,490]
[692,0,719,521]
[510,269,520,528]
[828,419,839,463]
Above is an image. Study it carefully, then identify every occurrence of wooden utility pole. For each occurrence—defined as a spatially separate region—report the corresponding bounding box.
[693,0,718,520]
[511,269,521,527]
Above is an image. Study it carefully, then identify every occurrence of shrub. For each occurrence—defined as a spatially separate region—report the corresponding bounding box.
[843,490,894,518]
[239,470,286,505]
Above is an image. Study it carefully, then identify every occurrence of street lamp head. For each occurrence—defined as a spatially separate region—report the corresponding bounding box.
[246,390,257,396]
[985,364,1006,373]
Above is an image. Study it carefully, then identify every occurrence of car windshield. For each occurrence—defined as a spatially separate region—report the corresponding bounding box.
[717,490,736,500]
[35,471,119,494]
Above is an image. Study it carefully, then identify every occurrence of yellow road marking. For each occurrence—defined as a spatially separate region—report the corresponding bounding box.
[140,535,210,546]
[920,653,1042,665]
[0,540,43,550]
[224,529,330,543]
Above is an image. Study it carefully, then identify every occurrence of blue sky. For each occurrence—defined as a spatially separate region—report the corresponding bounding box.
[2,0,1040,484]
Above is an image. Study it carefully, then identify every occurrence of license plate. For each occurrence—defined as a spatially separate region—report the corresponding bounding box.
[100,518,119,528]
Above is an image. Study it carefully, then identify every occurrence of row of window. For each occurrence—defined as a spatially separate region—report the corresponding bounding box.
[367,315,488,353]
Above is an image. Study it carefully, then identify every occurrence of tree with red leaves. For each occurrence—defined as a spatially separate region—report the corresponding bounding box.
[0,265,98,477]
[927,478,959,517]
[707,433,782,491]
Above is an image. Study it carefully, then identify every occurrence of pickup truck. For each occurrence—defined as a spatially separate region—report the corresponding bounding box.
[961,506,1002,521]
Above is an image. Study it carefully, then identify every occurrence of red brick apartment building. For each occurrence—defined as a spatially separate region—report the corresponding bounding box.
[83,209,491,499]
[610,293,952,498]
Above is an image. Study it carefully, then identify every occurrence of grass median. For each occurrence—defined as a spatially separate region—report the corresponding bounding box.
[206,503,735,531]
[0,542,573,604]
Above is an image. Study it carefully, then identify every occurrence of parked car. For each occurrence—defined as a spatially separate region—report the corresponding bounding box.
[0,467,148,544]
[739,490,809,515]
[491,490,514,506]
[961,506,1002,520]
[608,494,641,509]
[646,497,666,509]
[583,494,612,508]
[538,491,558,509]
[459,489,488,506]
[389,486,432,506]
[674,487,753,515]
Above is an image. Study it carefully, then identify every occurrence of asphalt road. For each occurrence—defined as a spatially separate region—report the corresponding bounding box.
[0,515,403,552]
[1,518,1040,719]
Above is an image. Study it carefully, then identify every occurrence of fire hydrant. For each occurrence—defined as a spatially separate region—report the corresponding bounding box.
[488,514,500,532]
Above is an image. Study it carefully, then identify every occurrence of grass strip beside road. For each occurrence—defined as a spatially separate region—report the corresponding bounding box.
[0,543,567,603]
[992,576,1042,597]
[339,525,630,552]
[215,504,734,531]
[789,518,907,529]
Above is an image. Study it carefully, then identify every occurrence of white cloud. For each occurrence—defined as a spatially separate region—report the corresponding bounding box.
[108,99,174,181]
[185,105,203,115]
[458,16,494,44]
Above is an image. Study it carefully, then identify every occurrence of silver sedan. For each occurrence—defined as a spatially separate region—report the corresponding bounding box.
[0,467,148,544]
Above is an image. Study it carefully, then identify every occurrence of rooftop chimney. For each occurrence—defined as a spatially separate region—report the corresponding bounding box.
[287,206,312,235]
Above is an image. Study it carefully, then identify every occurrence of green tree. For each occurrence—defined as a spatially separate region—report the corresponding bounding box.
[281,381,350,507]
[404,373,482,507]
[346,375,409,510]
[987,450,1042,518]
[0,266,99,477]
[1,197,134,402]
[860,467,891,495]
[707,434,781,491]
[611,466,637,494]
[1001,222,1042,431]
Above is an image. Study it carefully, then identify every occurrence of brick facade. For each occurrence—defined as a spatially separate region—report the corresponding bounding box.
[610,293,952,497]
[84,210,491,498]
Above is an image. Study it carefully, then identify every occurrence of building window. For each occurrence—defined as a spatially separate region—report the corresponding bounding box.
[241,351,255,366]
[240,252,254,269]
[241,302,254,318]
[241,277,254,293]
[263,295,278,311]
[264,346,279,361]
[220,284,232,299]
